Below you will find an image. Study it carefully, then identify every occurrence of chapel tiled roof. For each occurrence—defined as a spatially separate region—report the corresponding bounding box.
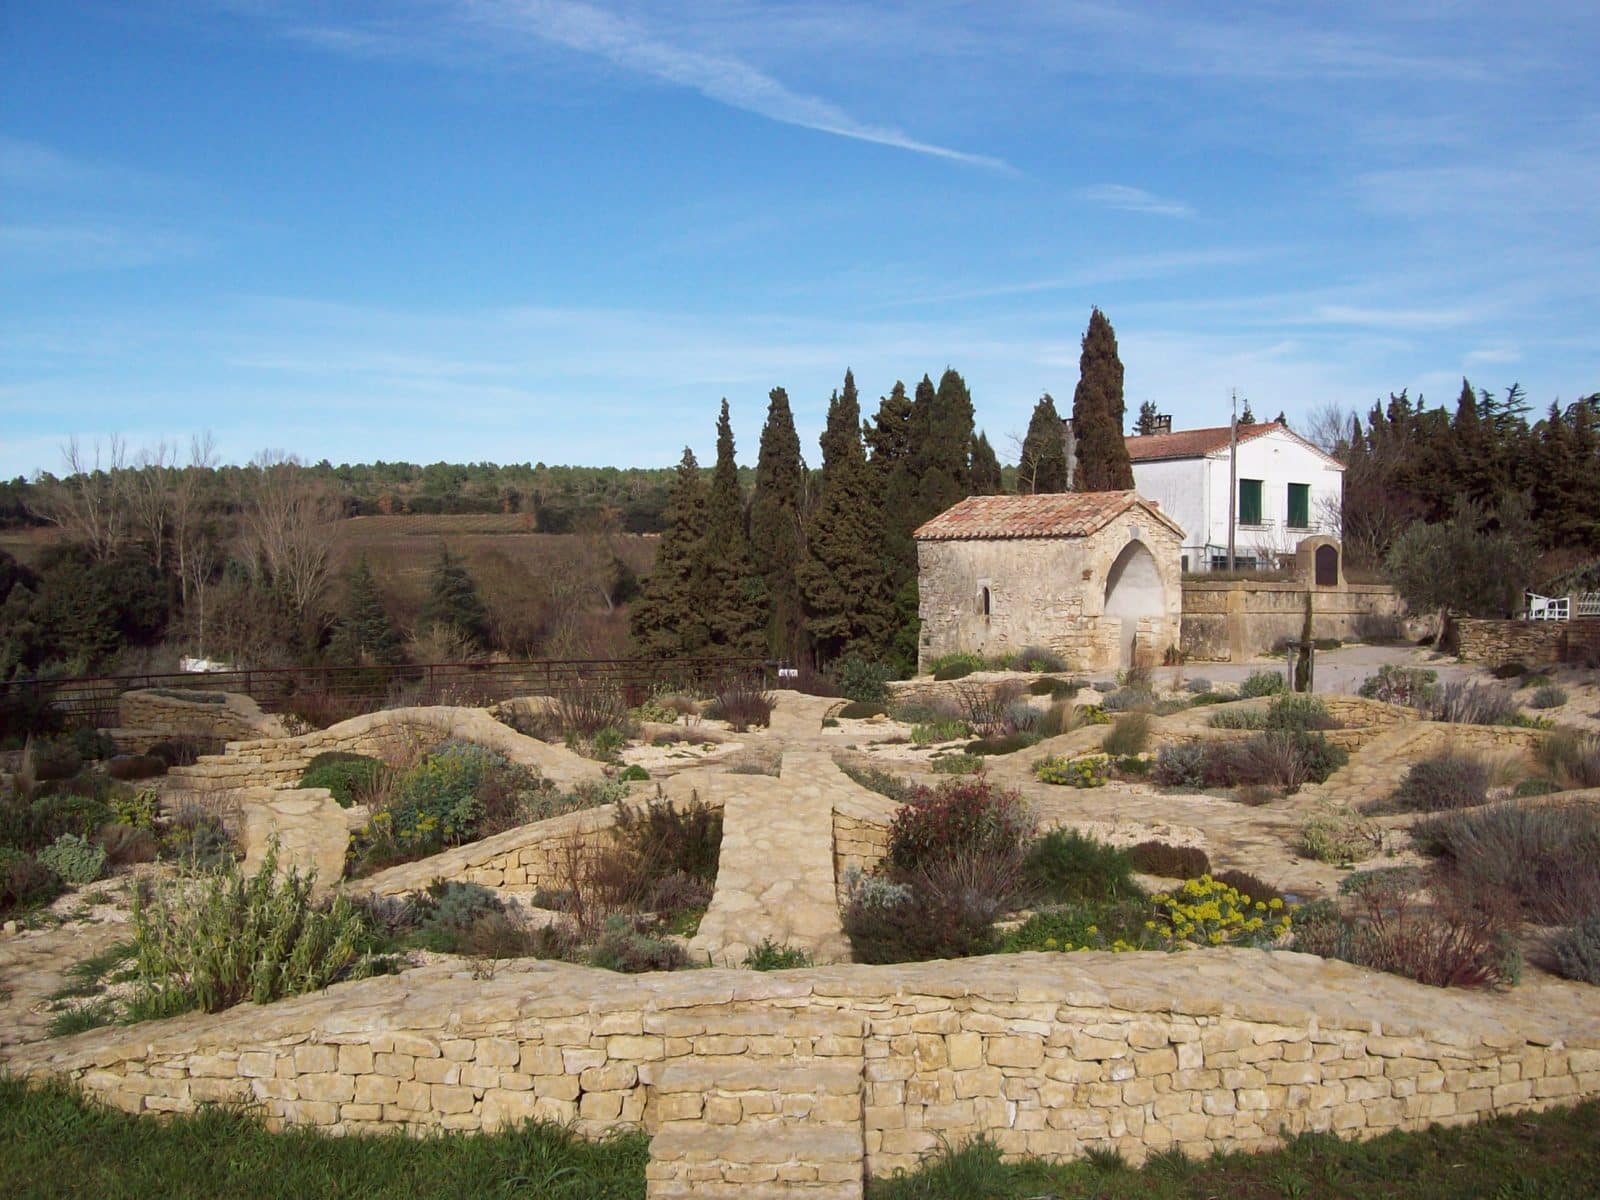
[914,490,1184,541]
[1124,421,1283,462]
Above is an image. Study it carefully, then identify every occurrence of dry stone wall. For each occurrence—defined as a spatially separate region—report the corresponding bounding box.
[1455,619,1569,667]
[117,689,287,744]
[1180,582,1404,662]
[13,951,1600,1196]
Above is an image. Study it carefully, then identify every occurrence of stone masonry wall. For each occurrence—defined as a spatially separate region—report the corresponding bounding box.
[13,951,1599,1194]
[117,689,287,744]
[1180,582,1404,662]
[1455,619,1568,667]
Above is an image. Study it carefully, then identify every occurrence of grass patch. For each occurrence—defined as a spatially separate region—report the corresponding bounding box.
[866,1099,1600,1198]
[0,1076,650,1199]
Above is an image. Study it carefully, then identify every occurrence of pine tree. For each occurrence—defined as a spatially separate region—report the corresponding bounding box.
[419,546,490,652]
[1134,400,1160,436]
[799,371,894,662]
[748,388,807,662]
[969,432,1003,495]
[1239,399,1256,425]
[1071,308,1135,491]
[630,448,710,658]
[330,553,403,665]
[698,400,765,657]
[1019,394,1069,493]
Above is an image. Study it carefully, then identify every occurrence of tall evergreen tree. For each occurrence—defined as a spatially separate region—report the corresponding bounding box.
[1134,400,1160,436]
[1239,399,1256,425]
[913,369,975,518]
[799,371,894,662]
[419,546,490,652]
[1071,308,1135,491]
[699,400,765,657]
[748,387,807,662]
[969,432,1003,495]
[330,553,403,665]
[630,448,709,658]
[866,380,924,669]
[1019,393,1069,493]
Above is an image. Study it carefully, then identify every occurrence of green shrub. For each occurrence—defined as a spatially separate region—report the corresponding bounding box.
[37,833,106,884]
[999,900,1159,953]
[1152,732,1344,793]
[833,655,895,704]
[928,653,982,679]
[1115,754,1150,777]
[1259,694,1339,732]
[1033,755,1109,788]
[1023,830,1140,902]
[1513,777,1558,798]
[910,719,970,744]
[1238,670,1287,699]
[1358,665,1439,707]
[1188,691,1234,706]
[106,755,165,782]
[1538,730,1600,790]
[96,822,158,865]
[886,779,1032,875]
[617,764,649,782]
[591,727,628,760]
[611,796,722,888]
[299,753,385,808]
[1027,676,1079,698]
[1313,637,1343,651]
[1528,685,1569,710]
[1491,662,1528,680]
[964,732,1042,756]
[838,763,916,802]
[841,867,1002,964]
[0,846,63,913]
[1372,752,1489,815]
[743,940,814,970]
[1101,712,1150,757]
[1126,841,1210,879]
[110,789,160,829]
[1012,646,1067,673]
[1552,916,1600,985]
[589,914,687,973]
[129,845,380,1017]
[1296,804,1381,863]
[1522,673,1552,688]
[931,753,984,775]
[837,701,886,719]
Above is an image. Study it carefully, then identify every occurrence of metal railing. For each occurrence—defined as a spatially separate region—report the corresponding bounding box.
[0,656,779,730]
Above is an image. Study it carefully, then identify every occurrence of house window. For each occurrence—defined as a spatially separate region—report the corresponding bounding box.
[1239,478,1263,526]
[1287,483,1310,530]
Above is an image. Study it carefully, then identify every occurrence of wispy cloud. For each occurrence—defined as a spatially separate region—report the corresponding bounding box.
[0,224,203,272]
[286,1,1010,170]
[1076,183,1193,218]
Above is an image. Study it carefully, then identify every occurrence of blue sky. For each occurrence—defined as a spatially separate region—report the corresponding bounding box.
[3,1,1596,477]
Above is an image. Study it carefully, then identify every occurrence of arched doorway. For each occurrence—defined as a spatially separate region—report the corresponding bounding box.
[1315,544,1339,588]
[1103,541,1163,668]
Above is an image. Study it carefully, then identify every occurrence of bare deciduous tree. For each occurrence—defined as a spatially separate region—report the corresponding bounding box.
[121,440,175,573]
[29,436,130,560]
[172,431,218,612]
[1303,402,1355,456]
[237,450,337,618]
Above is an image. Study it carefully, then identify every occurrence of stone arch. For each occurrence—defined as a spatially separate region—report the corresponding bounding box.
[1103,540,1164,669]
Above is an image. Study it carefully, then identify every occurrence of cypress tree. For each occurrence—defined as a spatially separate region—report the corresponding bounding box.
[748,388,807,662]
[1134,400,1160,436]
[419,546,490,653]
[699,399,765,657]
[799,371,894,662]
[969,432,1003,495]
[630,448,710,658]
[1019,393,1069,493]
[866,380,923,669]
[1071,308,1135,491]
[331,553,403,665]
[914,369,975,518]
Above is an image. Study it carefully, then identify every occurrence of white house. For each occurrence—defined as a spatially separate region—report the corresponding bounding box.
[1123,421,1344,572]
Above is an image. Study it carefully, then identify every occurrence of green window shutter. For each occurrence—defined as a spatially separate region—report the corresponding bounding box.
[1287,483,1310,529]
[1239,479,1263,526]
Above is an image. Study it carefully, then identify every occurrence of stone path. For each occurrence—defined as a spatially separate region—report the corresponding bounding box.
[0,909,129,1065]
[689,751,852,967]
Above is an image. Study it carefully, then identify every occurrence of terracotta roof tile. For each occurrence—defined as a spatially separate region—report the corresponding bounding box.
[914,490,1184,541]
[1124,421,1282,462]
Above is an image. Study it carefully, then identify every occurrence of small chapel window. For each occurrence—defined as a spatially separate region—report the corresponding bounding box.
[980,587,991,616]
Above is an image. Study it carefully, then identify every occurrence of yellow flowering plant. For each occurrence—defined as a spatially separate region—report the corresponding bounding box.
[1152,876,1291,949]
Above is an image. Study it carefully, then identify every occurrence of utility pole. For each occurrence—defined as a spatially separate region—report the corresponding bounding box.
[1226,389,1238,572]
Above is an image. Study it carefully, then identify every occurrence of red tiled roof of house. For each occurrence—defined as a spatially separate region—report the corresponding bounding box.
[914,490,1184,541]
[1124,420,1345,469]
[1124,421,1282,462]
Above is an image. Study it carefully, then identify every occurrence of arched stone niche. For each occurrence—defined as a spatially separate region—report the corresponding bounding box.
[1295,535,1344,589]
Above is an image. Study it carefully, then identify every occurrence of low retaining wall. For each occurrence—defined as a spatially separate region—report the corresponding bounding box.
[166,706,605,795]
[1181,582,1404,662]
[1454,619,1600,667]
[13,951,1599,1193]
[117,689,287,744]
